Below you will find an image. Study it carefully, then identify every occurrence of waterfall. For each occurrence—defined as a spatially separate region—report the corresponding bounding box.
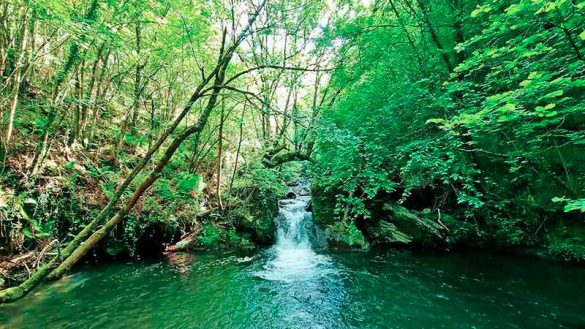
[275,195,312,250]
[256,180,330,282]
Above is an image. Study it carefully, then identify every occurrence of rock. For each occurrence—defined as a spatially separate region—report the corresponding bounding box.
[298,188,311,196]
[366,220,412,245]
[230,186,279,246]
[279,199,296,207]
[285,191,297,199]
[383,204,448,248]
[163,221,206,252]
[305,200,312,212]
[287,180,300,187]
[324,221,369,250]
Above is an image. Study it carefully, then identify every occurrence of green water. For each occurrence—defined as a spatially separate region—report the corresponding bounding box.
[1,249,584,329]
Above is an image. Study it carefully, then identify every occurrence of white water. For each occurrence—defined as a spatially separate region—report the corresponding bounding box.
[257,188,332,282]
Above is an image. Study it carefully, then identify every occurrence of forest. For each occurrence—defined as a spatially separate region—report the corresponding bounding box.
[0,0,584,327]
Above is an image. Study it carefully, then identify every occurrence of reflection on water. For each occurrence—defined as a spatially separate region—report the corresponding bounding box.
[165,252,195,274]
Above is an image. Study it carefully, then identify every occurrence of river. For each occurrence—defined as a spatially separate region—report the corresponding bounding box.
[1,188,584,328]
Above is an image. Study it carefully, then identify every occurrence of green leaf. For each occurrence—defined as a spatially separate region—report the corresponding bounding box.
[176,173,201,194]
[544,103,556,110]
[426,118,445,124]
[471,5,492,17]
[543,90,564,99]
[22,227,33,238]
[498,103,517,111]
[505,4,520,15]
[64,161,75,170]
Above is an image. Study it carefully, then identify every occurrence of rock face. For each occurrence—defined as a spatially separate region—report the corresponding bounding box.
[210,185,280,247]
[325,221,369,249]
[284,179,310,199]
[379,204,448,248]
[310,182,461,250]
[298,188,311,196]
[310,184,369,249]
[238,191,279,245]
[311,185,337,228]
[365,220,412,245]
[362,204,484,249]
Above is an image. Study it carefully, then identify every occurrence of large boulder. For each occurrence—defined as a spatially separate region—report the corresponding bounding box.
[365,220,412,245]
[385,204,447,247]
[311,185,337,226]
[325,220,369,250]
[360,204,452,248]
[231,187,279,245]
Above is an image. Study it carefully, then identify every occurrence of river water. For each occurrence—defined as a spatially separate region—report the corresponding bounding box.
[1,191,584,328]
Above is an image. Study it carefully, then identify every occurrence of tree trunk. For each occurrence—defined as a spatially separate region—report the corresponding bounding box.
[79,43,105,146]
[414,0,454,73]
[228,105,245,196]
[70,66,84,146]
[216,99,225,211]
[48,59,228,280]
[131,22,143,133]
[0,0,266,302]
[5,7,30,147]
[389,0,423,68]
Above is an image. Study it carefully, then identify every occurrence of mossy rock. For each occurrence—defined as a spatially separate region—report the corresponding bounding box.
[365,220,412,245]
[435,213,481,247]
[230,187,278,245]
[325,220,369,249]
[196,223,224,248]
[187,224,254,250]
[383,204,448,248]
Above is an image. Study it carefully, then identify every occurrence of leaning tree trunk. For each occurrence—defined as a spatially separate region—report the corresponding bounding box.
[0,0,265,303]
[47,61,227,280]
[5,7,30,147]
[0,67,224,303]
[216,99,225,210]
[48,125,202,278]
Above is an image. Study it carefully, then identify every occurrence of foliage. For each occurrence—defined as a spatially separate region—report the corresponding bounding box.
[312,0,585,259]
[552,197,585,213]
[325,220,369,249]
[0,0,326,267]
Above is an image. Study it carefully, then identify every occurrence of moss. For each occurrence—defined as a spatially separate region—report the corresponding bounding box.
[439,213,481,247]
[365,220,412,245]
[230,186,278,245]
[383,204,447,248]
[196,224,223,248]
[325,220,369,249]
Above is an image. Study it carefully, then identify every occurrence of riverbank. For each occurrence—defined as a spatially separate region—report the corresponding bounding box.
[0,145,283,290]
[3,172,582,294]
[310,182,585,264]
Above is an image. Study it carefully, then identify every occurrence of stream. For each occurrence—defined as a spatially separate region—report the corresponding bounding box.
[1,185,584,328]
